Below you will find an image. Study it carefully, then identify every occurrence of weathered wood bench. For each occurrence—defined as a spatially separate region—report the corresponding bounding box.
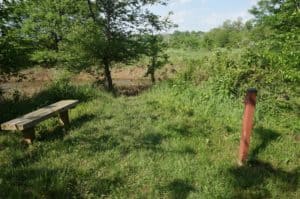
[1,100,79,144]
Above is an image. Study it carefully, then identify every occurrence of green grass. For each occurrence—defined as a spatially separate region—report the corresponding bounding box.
[0,49,299,198]
[112,48,209,70]
[167,48,210,64]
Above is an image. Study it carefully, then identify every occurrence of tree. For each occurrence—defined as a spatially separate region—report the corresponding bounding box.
[144,34,168,83]
[86,0,171,91]
[0,0,90,71]
[0,0,32,73]
[250,0,300,31]
[20,0,87,65]
[247,0,300,82]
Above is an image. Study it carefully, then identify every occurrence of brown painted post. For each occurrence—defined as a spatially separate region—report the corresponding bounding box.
[238,88,257,166]
[59,110,70,127]
[22,127,35,144]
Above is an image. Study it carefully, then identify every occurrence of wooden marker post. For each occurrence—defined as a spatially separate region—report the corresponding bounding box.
[238,88,257,166]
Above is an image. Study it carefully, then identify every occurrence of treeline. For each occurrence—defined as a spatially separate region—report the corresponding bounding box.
[202,19,252,49]
[167,18,252,50]
[167,31,204,50]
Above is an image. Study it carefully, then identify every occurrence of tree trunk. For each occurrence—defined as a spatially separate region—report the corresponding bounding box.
[150,72,155,83]
[150,58,156,84]
[51,31,60,52]
[104,61,114,91]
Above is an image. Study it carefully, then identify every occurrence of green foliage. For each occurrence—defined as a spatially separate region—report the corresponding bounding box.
[0,0,33,72]
[144,34,169,83]
[55,20,102,70]
[246,0,300,83]
[0,0,88,69]
[168,31,204,49]
[203,19,252,49]
[0,29,33,72]
[20,0,88,65]
[46,72,97,102]
[187,47,299,103]
[167,19,252,50]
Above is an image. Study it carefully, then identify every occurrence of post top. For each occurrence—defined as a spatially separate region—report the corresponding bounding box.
[247,88,258,94]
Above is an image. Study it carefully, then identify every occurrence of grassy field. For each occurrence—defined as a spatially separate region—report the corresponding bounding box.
[0,49,299,198]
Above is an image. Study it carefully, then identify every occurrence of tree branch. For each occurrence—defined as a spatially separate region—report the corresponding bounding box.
[87,0,97,22]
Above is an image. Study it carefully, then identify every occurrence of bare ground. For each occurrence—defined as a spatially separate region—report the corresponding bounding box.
[0,65,178,97]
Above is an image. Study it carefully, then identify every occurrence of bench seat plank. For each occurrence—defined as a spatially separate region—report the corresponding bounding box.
[1,100,79,131]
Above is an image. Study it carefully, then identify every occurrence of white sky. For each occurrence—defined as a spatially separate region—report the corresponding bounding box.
[151,0,260,32]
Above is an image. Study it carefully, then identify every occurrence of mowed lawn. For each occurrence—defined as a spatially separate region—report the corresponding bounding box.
[0,81,299,198]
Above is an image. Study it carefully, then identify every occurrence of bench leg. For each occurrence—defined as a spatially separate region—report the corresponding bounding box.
[22,127,35,144]
[59,110,70,127]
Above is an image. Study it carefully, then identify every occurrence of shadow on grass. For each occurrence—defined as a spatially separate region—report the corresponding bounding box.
[91,175,124,197]
[11,147,43,167]
[0,166,125,198]
[37,114,96,142]
[164,119,210,137]
[180,146,197,155]
[168,124,194,137]
[64,133,120,153]
[135,133,166,150]
[228,127,299,198]
[162,179,196,199]
[249,127,280,159]
[133,132,197,156]
[37,125,66,142]
[0,167,83,198]
[229,160,299,198]
[0,133,22,151]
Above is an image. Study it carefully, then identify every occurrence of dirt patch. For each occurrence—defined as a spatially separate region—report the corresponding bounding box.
[112,77,153,96]
[0,65,178,97]
[116,84,152,96]
[0,68,54,83]
[112,67,146,79]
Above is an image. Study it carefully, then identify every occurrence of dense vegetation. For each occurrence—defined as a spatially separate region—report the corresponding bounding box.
[0,0,172,89]
[0,0,299,198]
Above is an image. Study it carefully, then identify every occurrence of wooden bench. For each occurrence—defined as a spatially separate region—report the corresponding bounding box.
[1,100,79,144]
